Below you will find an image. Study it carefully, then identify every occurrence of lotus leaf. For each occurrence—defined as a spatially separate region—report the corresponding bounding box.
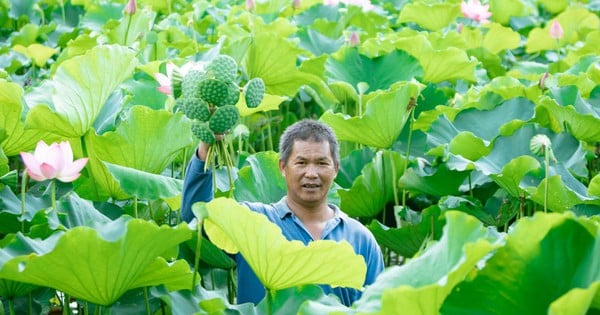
[203,197,366,290]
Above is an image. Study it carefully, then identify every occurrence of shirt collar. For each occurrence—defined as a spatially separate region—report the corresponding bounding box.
[274,196,344,221]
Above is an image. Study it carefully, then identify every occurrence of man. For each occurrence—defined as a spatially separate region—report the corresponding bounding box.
[181,119,384,306]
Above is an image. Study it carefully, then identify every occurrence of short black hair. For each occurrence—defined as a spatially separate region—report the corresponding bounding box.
[278,119,339,166]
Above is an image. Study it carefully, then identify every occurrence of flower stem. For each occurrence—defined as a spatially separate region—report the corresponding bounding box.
[9,298,15,315]
[21,171,28,233]
[402,107,416,207]
[51,179,56,210]
[133,195,138,218]
[124,15,133,45]
[544,148,549,213]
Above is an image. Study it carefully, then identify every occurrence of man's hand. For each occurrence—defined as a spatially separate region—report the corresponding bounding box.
[196,134,225,161]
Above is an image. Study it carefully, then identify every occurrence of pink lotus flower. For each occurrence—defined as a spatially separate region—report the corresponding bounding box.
[293,0,301,9]
[124,0,137,15]
[20,141,88,183]
[461,0,492,24]
[154,61,205,96]
[549,20,563,39]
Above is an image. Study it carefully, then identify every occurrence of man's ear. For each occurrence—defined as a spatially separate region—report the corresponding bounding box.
[279,160,286,176]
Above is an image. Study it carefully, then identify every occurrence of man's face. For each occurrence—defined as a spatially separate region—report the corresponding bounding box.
[279,140,339,208]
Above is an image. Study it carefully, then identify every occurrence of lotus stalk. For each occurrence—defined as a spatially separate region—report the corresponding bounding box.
[530,134,555,213]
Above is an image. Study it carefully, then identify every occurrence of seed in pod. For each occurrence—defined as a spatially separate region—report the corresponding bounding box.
[224,82,241,106]
[209,105,240,134]
[197,78,229,107]
[191,121,215,145]
[206,55,238,82]
[177,97,211,122]
[181,70,207,99]
[244,77,265,108]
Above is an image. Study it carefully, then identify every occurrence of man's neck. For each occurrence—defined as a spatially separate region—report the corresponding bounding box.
[285,198,333,224]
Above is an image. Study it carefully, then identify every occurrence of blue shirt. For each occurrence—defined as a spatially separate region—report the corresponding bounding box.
[181,154,384,306]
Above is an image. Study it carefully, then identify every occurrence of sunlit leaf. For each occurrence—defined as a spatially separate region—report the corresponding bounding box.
[203,198,366,290]
[338,150,406,218]
[321,82,422,149]
[12,44,57,67]
[104,162,183,201]
[397,2,460,31]
[0,218,194,306]
[442,212,600,314]
[25,45,138,138]
[325,48,423,93]
[233,151,287,203]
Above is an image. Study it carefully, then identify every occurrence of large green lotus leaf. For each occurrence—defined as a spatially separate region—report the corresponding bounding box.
[335,147,376,189]
[296,28,344,56]
[482,23,521,55]
[347,211,500,314]
[203,198,366,290]
[441,212,600,314]
[549,282,600,315]
[0,218,194,306]
[237,93,286,117]
[25,45,138,138]
[338,150,406,218]
[0,278,37,298]
[233,151,287,204]
[397,2,459,31]
[104,162,183,202]
[325,48,423,93]
[399,163,469,197]
[390,34,478,83]
[565,31,600,66]
[257,285,341,315]
[107,8,156,46]
[538,0,568,13]
[489,0,535,25]
[76,106,192,200]
[367,206,444,258]
[489,156,540,197]
[523,171,597,213]
[0,80,55,156]
[153,284,257,315]
[321,82,422,149]
[535,96,600,143]
[244,32,316,97]
[589,174,600,198]
[526,8,600,53]
[55,192,112,229]
[474,124,586,176]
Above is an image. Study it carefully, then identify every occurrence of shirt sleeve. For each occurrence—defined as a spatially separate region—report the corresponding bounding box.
[180,150,213,222]
[364,234,385,286]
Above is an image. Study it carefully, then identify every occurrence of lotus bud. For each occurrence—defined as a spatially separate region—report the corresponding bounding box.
[538,72,549,90]
[124,0,137,15]
[246,0,255,10]
[348,31,360,47]
[549,20,563,40]
[293,0,301,9]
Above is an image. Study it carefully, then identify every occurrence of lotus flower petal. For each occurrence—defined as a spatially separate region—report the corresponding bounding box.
[19,140,88,183]
[461,0,491,24]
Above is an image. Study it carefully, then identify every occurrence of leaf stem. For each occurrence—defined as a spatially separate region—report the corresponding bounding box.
[144,287,151,315]
[51,179,56,210]
[192,223,203,290]
[402,107,416,207]
[544,148,549,213]
[133,195,138,218]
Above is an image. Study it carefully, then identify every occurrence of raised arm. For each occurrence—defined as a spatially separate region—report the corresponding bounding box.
[180,142,213,222]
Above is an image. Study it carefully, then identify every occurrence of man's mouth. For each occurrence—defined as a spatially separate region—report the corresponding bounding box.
[302,183,320,188]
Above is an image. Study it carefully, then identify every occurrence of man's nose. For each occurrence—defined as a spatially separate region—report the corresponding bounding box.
[304,164,318,178]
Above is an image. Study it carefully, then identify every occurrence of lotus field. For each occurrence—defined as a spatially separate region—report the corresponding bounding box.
[1,0,600,314]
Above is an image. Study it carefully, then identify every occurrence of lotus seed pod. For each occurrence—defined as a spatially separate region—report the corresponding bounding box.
[209,105,240,134]
[178,97,211,122]
[224,82,241,106]
[181,70,207,99]
[530,134,552,156]
[191,121,215,145]
[243,78,265,108]
[206,55,238,82]
[197,79,229,107]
